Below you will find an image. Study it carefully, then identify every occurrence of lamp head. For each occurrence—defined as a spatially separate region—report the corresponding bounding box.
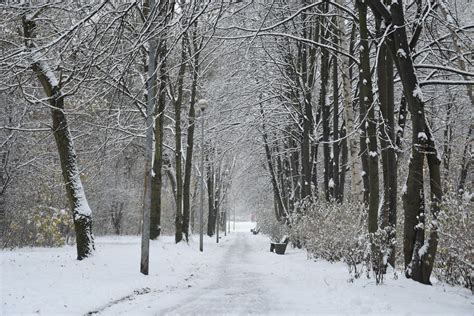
[198,99,208,112]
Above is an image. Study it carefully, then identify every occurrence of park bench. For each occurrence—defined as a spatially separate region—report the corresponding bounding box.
[250,228,260,235]
[270,236,289,255]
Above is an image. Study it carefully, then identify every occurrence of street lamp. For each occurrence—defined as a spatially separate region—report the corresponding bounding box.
[198,99,208,252]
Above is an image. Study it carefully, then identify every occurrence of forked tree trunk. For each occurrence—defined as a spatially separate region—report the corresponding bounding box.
[369,0,443,284]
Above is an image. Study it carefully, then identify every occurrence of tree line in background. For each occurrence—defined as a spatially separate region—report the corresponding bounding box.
[0,0,472,288]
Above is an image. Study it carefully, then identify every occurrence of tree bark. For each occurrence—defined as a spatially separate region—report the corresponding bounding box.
[332,55,340,202]
[173,38,187,243]
[206,150,216,236]
[369,0,443,284]
[334,5,364,204]
[260,106,286,220]
[458,125,472,193]
[319,21,331,201]
[377,23,397,267]
[23,15,94,260]
[358,1,379,234]
[182,28,200,241]
[300,7,317,200]
[338,122,348,201]
[150,41,168,240]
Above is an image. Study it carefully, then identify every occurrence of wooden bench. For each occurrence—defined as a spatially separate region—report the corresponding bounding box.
[270,236,289,255]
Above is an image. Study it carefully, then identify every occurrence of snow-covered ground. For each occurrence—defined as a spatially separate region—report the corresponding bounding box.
[1,221,472,315]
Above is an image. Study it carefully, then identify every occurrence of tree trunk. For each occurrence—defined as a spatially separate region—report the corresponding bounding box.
[207,152,216,236]
[182,28,200,242]
[458,125,472,193]
[338,122,348,201]
[320,23,331,201]
[260,106,286,220]
[23,16,94,260]
[442,99,453,192]
[334,5,364,204]
[150,42,168,240]
[358,1,379,235]
[173,38,187,244]
[332,55,340,202]
[377,26,397,267]
[369,0,444,284]
[300,7,317,200]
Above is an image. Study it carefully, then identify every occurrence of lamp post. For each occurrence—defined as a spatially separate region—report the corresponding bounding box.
[198,99,208,252]
[223,169,229,237]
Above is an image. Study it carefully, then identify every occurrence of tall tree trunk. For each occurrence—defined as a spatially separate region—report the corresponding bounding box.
[377,23,397,267]
[206,150,216,236]
[150,42,168,240]
[334,5,364,204]
[300,7,317,200]
[369,0,443,284]
[442,98,453,192]
[458,125,472,193]
[173,38,187,244]
[358,1,379,235]
[23,15,94,260]
[148,0,176,242]
[320,22,331,201]
[182,28,201,242]
[339,122,348,201]
[332,55,340,202]
[396,94,408,150]
[260,106,286,220]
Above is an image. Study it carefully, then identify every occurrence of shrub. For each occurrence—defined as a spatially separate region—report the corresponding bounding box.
[435,191,473,291]
[287,199,369,278]
[4,206,73,248]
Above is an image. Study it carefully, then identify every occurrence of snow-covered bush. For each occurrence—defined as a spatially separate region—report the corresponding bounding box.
[256,207,287,241]
[287,199,367,273]
[287,199,399,283]
[435,191,473,291]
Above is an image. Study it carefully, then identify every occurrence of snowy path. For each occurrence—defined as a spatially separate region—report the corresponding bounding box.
[155,232,271,315]
[2,223,473,315]
[102,230,473,315]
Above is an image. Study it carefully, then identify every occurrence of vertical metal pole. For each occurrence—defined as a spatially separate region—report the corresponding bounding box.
[233,207,235,231]
[216,209,219,243]
[224,208,227,236]
[140,2,156,274]
[199,110,205,252]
